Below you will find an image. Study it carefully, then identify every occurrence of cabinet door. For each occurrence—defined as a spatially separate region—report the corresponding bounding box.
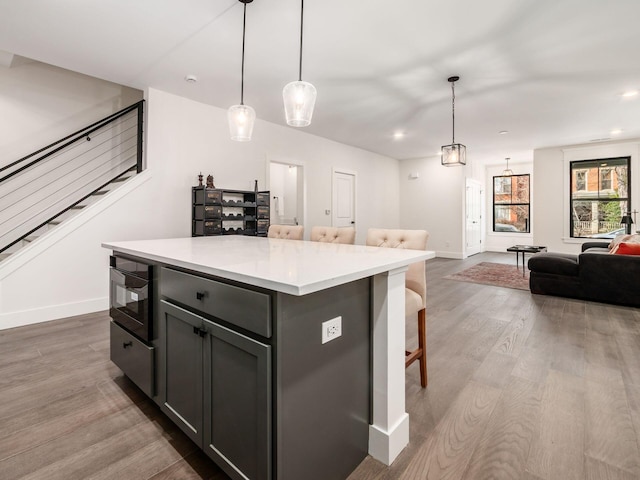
[158,300,204,447]
[203,321,272,480]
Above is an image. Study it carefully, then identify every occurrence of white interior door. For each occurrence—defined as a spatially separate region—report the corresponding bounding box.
[332,170,356,228]
[465,178,483,256]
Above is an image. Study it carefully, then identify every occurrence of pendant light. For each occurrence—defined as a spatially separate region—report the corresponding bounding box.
[441,76,466,166]
[282,0,317,127]
[502,157,514,176]
[228,0,255,141]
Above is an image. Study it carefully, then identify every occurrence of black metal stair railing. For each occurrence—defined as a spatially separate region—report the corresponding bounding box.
[0,100,144,256]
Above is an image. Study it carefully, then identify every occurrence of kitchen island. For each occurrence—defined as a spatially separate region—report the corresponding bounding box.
[103,236,435,480]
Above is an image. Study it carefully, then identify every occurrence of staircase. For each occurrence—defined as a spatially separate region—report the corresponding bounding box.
[0,101,144,263]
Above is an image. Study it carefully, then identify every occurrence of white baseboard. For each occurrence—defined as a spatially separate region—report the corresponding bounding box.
[368,413,410,465]
[436,250,465,259]
[0,297,108,330]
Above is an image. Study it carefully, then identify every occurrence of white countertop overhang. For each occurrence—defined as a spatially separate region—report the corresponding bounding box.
[103,236,436,296]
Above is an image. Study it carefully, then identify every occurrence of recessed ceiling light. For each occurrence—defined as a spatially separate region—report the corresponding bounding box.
[498,130,509,135]
[185,75,198,83]
[622,90,638,97]
[393,132,405,140]
[611,129,623,135]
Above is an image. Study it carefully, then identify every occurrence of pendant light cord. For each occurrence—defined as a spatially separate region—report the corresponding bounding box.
[451,80,456,144]
[298,0,304,81]
[240,2,247,105]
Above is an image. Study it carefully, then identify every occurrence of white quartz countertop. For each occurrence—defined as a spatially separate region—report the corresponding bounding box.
[103,236,436,295]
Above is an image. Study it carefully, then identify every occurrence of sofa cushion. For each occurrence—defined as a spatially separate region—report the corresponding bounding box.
[528,252,579,276]
[612,242,640,255]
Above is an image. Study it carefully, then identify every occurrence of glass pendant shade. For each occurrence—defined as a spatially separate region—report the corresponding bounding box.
[228,104,255,141]
[229,0,255,142]
[283,80,317,127]
[441,143,466,166]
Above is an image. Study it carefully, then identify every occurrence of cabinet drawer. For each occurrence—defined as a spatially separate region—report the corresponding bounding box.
[257,193,270,206]
[161,268,272,338]
[194,205,222,220]
[193,188,222,205]
[257,219,269,233]
[257,206,269,219]
[110,321,154,396]
[193,220,222,235]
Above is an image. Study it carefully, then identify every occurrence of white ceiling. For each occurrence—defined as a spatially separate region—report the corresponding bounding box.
[1,0,639,164]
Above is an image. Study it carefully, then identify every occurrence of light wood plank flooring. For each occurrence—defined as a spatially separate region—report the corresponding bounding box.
[1,252,639,479]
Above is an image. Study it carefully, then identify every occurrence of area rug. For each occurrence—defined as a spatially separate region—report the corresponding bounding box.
[444,262,530,291]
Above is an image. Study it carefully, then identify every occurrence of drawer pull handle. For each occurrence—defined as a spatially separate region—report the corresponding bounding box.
[123,341,133,349]
[196,291,206,301]
[192,326,207,337]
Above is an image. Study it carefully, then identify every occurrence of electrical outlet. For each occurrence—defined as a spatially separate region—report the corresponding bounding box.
[322,316,342,344]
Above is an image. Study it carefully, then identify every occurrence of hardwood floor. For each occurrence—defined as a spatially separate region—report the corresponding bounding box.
[1,252,639,479]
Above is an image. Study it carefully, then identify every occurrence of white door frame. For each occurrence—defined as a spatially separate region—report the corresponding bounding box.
[266,158,306,229]
[465,178,484,257]
[331,167,357,228]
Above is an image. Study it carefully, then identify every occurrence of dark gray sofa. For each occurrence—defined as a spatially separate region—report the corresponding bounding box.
[528,241,640,307]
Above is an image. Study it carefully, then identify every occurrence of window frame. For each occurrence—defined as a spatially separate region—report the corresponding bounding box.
[569,156,631,239]
[492,173,531,233]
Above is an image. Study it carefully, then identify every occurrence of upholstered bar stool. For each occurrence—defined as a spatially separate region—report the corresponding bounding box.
[366,228,430,387]
[267,225,304,240]
[310,226,356,244]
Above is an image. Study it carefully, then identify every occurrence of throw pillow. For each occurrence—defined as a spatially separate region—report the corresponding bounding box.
[612,242,640,255]
[609,233,632,250]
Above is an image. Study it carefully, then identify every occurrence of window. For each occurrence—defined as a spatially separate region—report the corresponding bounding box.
[570,157,630,238]
[575,170,587,191]
[493,174,530,233]
[600,168,612,190]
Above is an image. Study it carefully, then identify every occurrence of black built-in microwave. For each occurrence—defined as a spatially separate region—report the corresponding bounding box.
[109,255,153,342]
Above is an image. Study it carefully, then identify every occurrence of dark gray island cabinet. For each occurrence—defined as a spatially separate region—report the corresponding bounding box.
[104,236,434,480]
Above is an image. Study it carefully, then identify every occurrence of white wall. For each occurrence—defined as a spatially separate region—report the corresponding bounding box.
[0,88,400,328]
[0,56,142,164]
[484,161,534,252]
[398,156,466,258]
[533,139,640,254]
[144,89,400,245]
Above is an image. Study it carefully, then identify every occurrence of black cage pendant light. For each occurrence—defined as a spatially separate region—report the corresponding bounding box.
[441,76,466,166]
[502,157,514,176]
[282,0,317,127]
[228,0,256,141]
